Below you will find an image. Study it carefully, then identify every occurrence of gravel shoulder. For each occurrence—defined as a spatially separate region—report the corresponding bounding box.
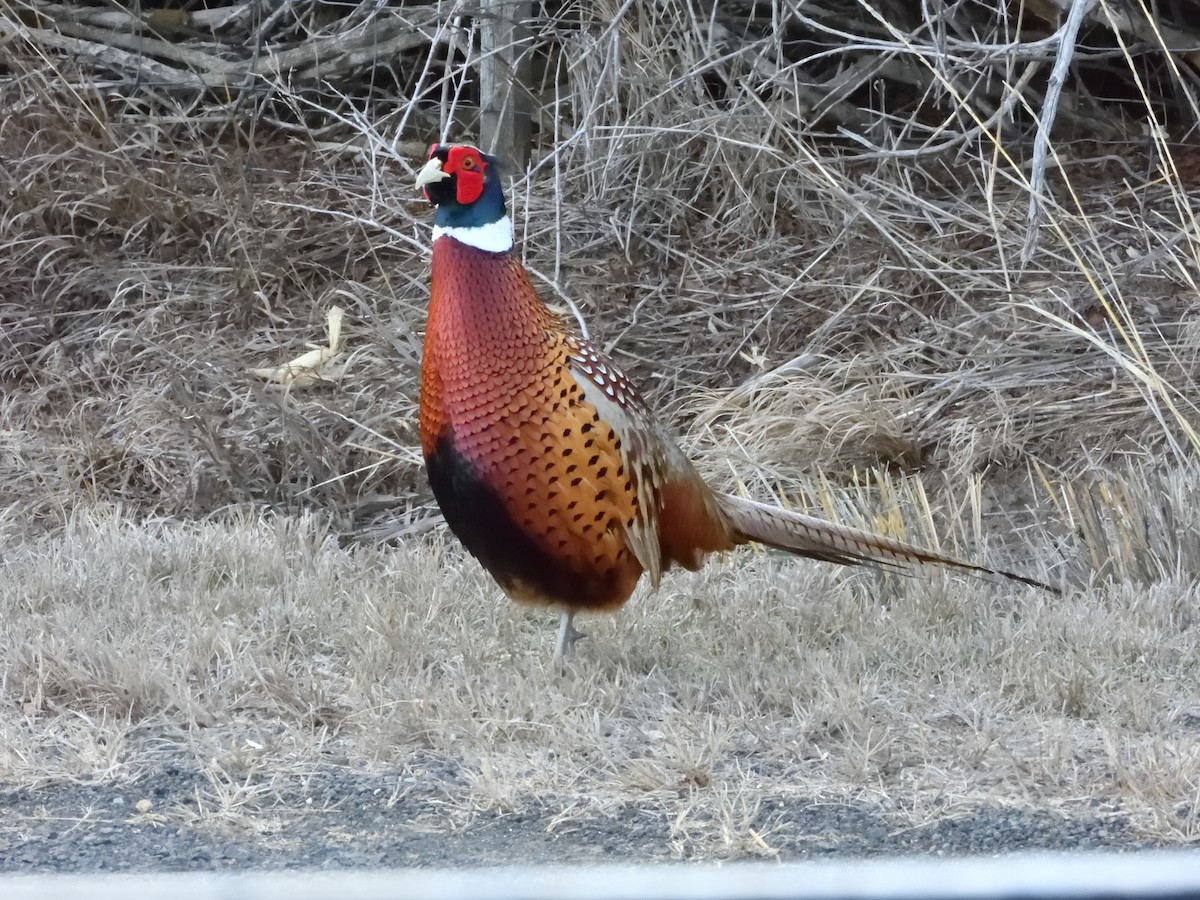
[0,756,1164,872]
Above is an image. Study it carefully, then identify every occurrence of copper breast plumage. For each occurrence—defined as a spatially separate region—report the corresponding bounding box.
[420,238,647,610]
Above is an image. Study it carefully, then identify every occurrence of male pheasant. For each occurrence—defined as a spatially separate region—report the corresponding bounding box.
[415,142,1055,662]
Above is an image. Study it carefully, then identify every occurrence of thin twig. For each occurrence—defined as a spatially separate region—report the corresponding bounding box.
[1022,0,1098,264]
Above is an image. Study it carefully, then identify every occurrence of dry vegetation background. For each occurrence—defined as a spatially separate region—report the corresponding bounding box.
[2,0,1200,865]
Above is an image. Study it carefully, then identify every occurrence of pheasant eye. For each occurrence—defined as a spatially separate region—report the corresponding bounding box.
[460,156,476,170]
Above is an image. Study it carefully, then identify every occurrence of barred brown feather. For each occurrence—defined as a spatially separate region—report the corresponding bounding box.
[717,493,1060,593]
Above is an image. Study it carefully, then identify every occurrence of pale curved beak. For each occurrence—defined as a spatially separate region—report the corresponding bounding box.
[415,157,451,190]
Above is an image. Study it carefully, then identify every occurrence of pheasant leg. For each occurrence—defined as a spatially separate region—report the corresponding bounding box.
[553,610,587,664]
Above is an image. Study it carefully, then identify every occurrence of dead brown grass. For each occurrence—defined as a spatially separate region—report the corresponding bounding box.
[1,0,1199,859]
[3,5,1199,534]
[0,494,1198,854]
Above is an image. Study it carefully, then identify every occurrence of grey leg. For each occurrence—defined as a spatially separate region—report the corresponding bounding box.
[552,610,587,665]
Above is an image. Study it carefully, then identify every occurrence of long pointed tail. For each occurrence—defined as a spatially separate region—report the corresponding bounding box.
[716,492,1059,593]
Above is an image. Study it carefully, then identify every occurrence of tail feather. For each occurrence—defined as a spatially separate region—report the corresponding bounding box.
[716,492,1059,594]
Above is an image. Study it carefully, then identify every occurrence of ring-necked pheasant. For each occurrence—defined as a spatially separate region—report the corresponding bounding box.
[415,142,1056,663]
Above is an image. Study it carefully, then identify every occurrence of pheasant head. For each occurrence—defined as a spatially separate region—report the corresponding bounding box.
[415,143,512,253]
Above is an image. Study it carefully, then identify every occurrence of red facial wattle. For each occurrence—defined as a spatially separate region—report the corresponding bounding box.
[444,145,486,205]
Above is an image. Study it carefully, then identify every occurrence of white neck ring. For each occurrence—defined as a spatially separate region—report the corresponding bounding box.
[432,216,513,253]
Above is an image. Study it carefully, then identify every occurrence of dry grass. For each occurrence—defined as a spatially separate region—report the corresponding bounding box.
[0,494,1198,855]
[2,0,1199,859]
